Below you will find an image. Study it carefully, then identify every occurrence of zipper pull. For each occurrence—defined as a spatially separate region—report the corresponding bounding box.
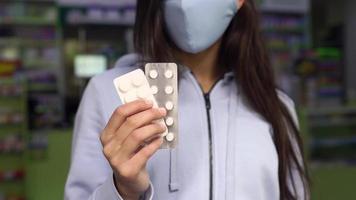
[204,93,211,110]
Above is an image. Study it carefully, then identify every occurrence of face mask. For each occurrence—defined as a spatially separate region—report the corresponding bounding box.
[164,0,239,54]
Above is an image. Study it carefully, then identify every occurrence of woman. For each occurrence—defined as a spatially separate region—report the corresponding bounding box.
[65,0,310,199]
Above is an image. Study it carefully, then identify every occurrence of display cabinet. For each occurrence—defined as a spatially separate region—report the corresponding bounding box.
[0,78,27,200]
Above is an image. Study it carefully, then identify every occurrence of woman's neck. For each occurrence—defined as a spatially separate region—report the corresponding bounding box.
[174,40,223,93]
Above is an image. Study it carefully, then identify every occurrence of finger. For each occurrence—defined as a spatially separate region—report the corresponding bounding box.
[120,123,166,156]
[114,108,166,144]
[107,100,153,133]
[103,139,127,166]
[128,137,163,172]
[101,100,153,144]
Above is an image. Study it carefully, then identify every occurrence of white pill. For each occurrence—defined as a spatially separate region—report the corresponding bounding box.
[124,91,137,103]
[151,85,158,94]
[165,133,175,142]
[132,76,144,87]
[165,101,174,111]
[164,70,173,79]
[165,117,174,126]
[165,86,174,94]
[118,81,131,93]
[137,88,150,99]
[149,70,158,79]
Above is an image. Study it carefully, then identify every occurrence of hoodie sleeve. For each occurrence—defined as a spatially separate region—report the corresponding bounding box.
[278,91,309,200]
[88,176,154,200]
[64,77,154,200]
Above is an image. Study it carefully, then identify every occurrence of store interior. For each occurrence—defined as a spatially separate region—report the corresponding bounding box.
[0,0,356,199]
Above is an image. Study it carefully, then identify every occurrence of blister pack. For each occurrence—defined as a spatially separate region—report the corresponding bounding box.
[113,69,168,142]
[113,63,178,149]
[145,63,178,149]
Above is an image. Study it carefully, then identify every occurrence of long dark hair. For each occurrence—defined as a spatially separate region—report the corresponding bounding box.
[134,0,310,199]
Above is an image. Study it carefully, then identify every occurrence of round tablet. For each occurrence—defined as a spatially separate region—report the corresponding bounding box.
[165,117,174,126]
[124,91,137,103]
[165,101,174,111]
[137,88,150,99]
[165,133,175,142]
[165,86,174,94]
[132,76,144,87]
[164,70,173,79]
[151,85,158,94]
[118,81,131,93]
[149,70,158,79]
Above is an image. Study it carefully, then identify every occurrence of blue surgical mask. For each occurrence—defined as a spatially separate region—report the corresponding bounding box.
[164,0,239,54]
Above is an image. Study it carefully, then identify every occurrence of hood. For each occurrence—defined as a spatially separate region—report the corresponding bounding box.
[114,53,140,69]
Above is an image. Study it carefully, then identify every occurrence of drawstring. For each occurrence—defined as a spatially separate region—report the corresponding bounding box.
[225,83,239,200]
[169,148,180,192]
[168,64,184,193]
[168,64,192,193]
[168,67,234,194]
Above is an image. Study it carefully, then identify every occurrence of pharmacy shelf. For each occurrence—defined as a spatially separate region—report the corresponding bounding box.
[260,5,309,14]
[58,0,136,7]
[262,27,305,34]
[0,78,27,200]
[23,60,58,69]
[309,119,356,128]
[0,0,64,132]
[0,19,56,26]
[0,0,55,3]
[65,18,134,26]
[260,8,310,99]
[302,106,356,165]
[307,106,356,116]
[60,5,136,27]
[259,0,309,14]
[0,39,58,47]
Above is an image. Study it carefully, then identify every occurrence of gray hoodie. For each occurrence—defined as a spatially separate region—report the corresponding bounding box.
[65,54,305,200]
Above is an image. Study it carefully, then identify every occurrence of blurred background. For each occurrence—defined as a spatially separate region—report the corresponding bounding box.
[0,0,355,199]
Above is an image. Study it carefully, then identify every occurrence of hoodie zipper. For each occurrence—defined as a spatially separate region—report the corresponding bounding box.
[187,71,222,200]
[204,93,213,200]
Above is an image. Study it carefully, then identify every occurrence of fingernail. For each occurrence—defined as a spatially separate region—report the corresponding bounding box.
[160,123,167,130]
[158,107,167,115]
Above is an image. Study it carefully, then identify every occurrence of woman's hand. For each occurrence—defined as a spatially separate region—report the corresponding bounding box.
[100,100,167,200]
